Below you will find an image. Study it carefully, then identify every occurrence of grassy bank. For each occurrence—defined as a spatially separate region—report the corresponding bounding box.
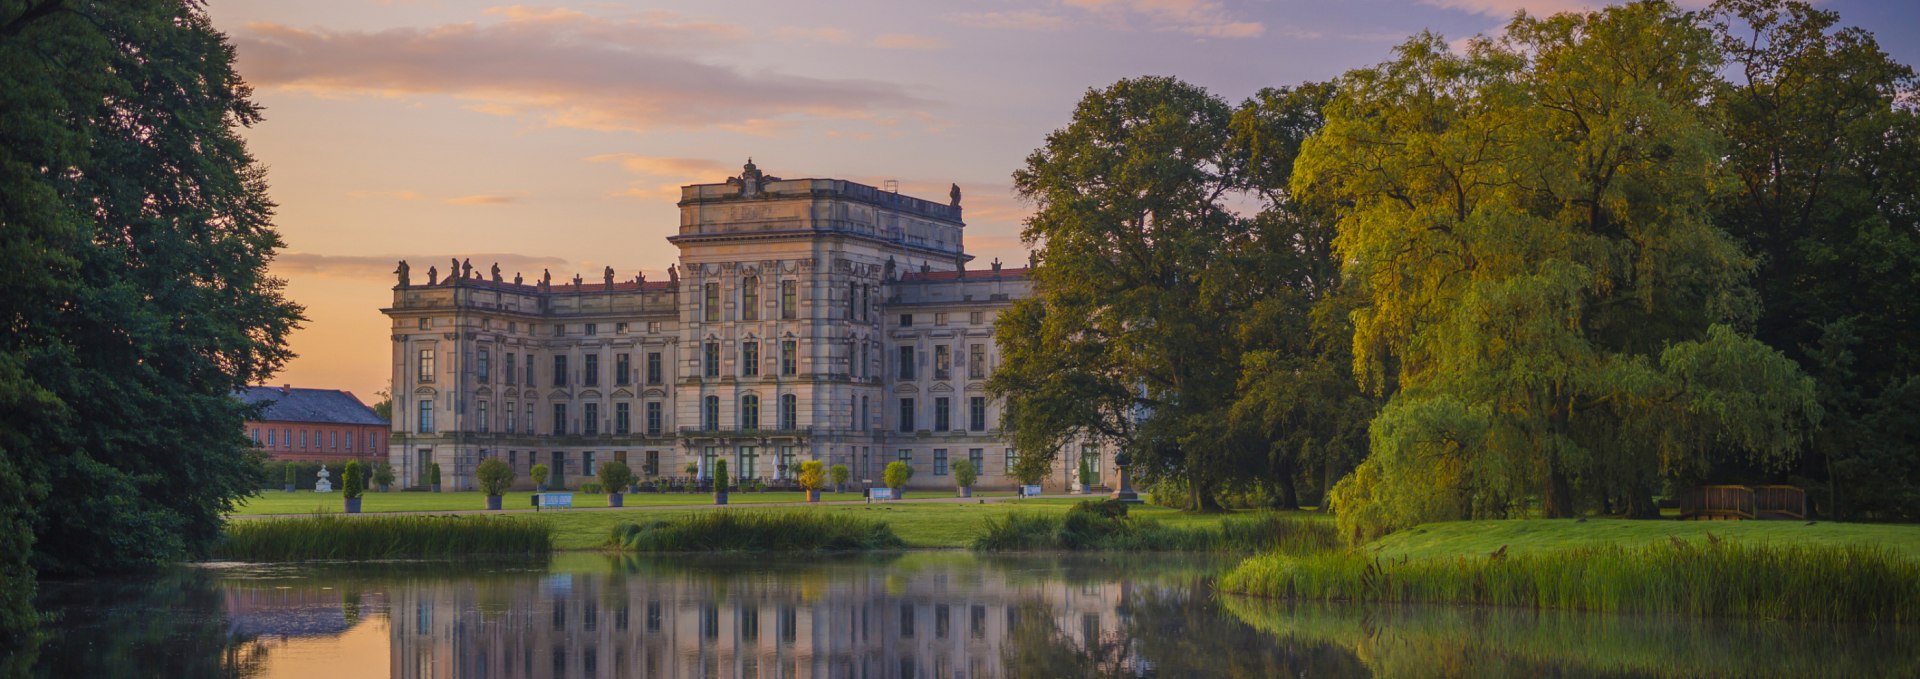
[610,511,906,552]
[1221,528,1920,622]
[1370,518,1920,561]
[974,501,1337,553]
[213,515,552,560]
[233,490,899,515]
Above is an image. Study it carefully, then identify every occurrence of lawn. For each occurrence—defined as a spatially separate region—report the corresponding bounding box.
[1368,518,1920,561]
[234,489,1009,515]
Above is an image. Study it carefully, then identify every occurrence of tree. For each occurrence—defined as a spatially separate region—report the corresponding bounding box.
[428,463,442,489]
[1305,3,1817,541]
[952,459,978,492]
[713,459,730,494]
[370,388,393,422]
[598,461,634,496]
[829,464,850,492]
[883,461,914,494]
[531,464,550,490]
[476,458,514,497]
[341,461,364,500]
[798,460,827,495]
[372,462,395,491]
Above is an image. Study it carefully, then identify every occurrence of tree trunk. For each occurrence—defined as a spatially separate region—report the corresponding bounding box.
[1542,467,1575,519]
[1273,474,1300,510]
[1189,470,1225,513]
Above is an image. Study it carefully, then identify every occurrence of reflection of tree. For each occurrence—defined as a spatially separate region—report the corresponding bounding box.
[1000,599,1136,678]
[30,569,269,678]
[1124,580,1364,677]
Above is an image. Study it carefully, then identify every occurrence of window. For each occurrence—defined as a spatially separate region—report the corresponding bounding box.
[860,395,869,431]
[969,311,983,325]
[702,396,720,431]
[781,280,797,319]
[266,429,274,446]
[645,402,662,436]
[583,354,599,387]
[583,451,596,477]
[848,282,858,320]
[330,431,338,449]
[780,394,797,430]
[507,402,517,433]
[552,355,568,387]
[901,604,915,638]
[418,400,434,433]
[740,395,760,430]
[585,323,597,336]
[1006,448,1018,473]
[742,341,759,377]
[935,312,948,326]
[738,445,759,479]
[553,403,567,435]
[584,403,599,435]
[505,353,517,385]
[615,403,630,434]
[553,323,565,336]
[417,317,430,330]
[934,345,951,380]
[898,346,915,380]
[478,402,489,433]
[646,352,663,384]
[704,282,720,321]
[934,397,950,432]
[417,348,436,382]
[969,344,986,379]
[741,275,759,321]
[934,449,949,476]
[647,321,660,333]
[778,446,796,479]
[781,340,797,376]
[526,404,534,434]
[899,449,912,463]
[898,398,914,433]
[969,397,987,431]
[300,430,308,448]
[899,314,913,327]
[508,321,517,334]
[969,448,984,474]
[477,349,491,382]
[525,356,536,385]
[615,353,630,385]
[615,321,627,333]
[703,342,720,378]
[859,284,870,321]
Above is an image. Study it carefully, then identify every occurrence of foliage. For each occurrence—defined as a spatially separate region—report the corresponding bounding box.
[974,505,1339,554]
[427,462,441,487]
[609,512,906,552]
[214,515,551,560]
[1077,457,1093,488]
[1220,539,1920,623]
[1303,3,1818,540]
[283,463,296,487]
[370,388,392,422]
[829,463,850,490]
[530,463,550,487]
[883,461,913,491]
[340,461,364,500]
[581,482,605,494]
[713,459,729,494]
[371,461,395,489]
[797,460,827,492]
[475,458,514,497]
[951,459,977,489]
[597,460,634,494]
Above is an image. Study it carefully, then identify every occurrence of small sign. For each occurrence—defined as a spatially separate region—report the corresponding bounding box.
[538,492,574,509]
[870,488,894,500]
[1022,485,1043,497]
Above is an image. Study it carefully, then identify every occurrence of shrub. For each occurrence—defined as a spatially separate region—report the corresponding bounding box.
[598,460,635,495]
[830,464,850,490]
[798,460,827,492]
[283,463,296,488]
[476,458,515,496]
[581,482,605,494]
[683,462,699,478]
[1078,456,1094,488]
[341,461,365,500]
[974,508,1338,554]
[216,515,552,560]
[713,459,730,494]
[530,464,550,488]
[883,461,913,492]
[609,512,906,552]
[427,462,442,487]
[371,461,395,489]
[952,459,978,490]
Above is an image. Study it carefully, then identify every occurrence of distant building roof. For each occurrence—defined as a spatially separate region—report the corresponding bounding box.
[237,386,388,426]
[897,267,1031,283]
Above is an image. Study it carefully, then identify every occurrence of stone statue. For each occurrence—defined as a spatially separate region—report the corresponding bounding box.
[667,264,679,283]
[462,258,473,280]
[991,257,1002,272]
[604,266,614,289]
[572,273,583,287]
[450,257,460,281]
[315,465,333,493]
[541,269,551,288]
[920,260,931,274]
[395,260,410,287]
[949,183,961,207]
[637,270,647,285]
[514,272,523,286]
[885,256,896,281]
[427,266,439,286]
[491,262,502,283]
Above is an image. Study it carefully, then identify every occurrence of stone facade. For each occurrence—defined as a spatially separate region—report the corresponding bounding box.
[382,163,1115,491]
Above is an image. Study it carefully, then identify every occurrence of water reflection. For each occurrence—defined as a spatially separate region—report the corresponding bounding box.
[23,554,1920,678]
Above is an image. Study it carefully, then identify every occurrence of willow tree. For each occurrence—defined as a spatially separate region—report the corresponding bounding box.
[1305,2,1817,541]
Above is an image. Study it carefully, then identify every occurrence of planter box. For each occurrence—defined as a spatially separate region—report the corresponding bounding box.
[807,489,821,503]
[959,487,973,498]
[609,493,624,508]
[486,495,502,510]
[431,484,443,493]
[284,484,295,493]
[344,497,362,514]
[714,491,729,505]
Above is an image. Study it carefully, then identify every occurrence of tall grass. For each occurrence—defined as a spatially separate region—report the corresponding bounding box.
[1220,539,1920,623]
[974,509,1339,554]
[215,515,552,561]
[609,511,906,552]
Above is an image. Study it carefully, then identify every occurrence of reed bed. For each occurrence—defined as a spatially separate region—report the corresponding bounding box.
[215,515,552,561]
[1219,539,1920,623]
[609,511,906,552]
[973,507,1339,554]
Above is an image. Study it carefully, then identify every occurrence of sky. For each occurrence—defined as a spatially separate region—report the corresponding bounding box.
[207,0,1920,404]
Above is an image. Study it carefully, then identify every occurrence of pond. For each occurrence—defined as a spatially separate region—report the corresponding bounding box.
[22,552,1919,678]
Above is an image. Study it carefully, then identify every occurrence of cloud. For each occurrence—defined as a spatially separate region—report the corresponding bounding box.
[774,26,852,44]
[346,190,425,201]
[1416,0,1707,19]
[587,153,733,199]
[272,252,573,281]
[868,33,948,50]
[232,8,924,134]
[444,194,519,205]
[942,10,1069,32]
[1061,0,1264,38]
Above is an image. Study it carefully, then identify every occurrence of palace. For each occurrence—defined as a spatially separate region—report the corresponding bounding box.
[382,162,1115,491]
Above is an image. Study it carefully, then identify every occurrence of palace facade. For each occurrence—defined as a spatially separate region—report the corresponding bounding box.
[382,162,1116,491]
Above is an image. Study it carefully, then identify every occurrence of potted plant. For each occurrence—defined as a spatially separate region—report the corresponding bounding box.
[531,463,550,492]
[713,458,731,505]
[341,460,366,513]
[1077,457,1093,494]
[684,462,700,492]
[798,460,826,502]
[372,461,395,492]
[476,457,514,510]
[951,458,977,499]
[786,461,805,489]
[428,462,443,493]
[883,460,913,500]
[652,478,670,494]
[830,464,850,494]
[600,460,635,508]
[283,463,297,493]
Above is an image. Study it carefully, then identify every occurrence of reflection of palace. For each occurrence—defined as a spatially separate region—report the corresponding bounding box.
[383,162,1120,492]
[384,563,1140,678]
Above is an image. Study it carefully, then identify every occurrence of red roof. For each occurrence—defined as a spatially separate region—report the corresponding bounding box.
[899,267,1031,283]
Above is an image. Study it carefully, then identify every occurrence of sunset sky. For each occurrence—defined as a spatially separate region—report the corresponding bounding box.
[208,0,1920,405]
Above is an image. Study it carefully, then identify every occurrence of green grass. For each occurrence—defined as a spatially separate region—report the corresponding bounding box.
[610,511,906,552]
[973,501,1338,553]
[233,489,914,515]
[213,514,552,561]
[1368,518,1920,561]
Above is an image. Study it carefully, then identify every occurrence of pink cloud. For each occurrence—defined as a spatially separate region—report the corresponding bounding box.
[869,33,949,50]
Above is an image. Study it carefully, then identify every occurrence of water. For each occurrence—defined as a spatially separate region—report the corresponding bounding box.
[22,552,1919,678]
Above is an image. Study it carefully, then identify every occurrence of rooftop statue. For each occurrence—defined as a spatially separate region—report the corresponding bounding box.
[395,260,410,287]
[491,262,502,283]
[950,183,961,207]
[426,266,439,286]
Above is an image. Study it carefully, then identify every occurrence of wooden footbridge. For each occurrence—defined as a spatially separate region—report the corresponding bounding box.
[1677,485,1807,521]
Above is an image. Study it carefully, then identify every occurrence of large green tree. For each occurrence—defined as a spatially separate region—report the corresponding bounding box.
[1705,0,1920,520]
[0,0,302,646]
[1306,2,1817,541]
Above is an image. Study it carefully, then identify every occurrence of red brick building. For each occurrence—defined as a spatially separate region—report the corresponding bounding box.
[239,386,390,464]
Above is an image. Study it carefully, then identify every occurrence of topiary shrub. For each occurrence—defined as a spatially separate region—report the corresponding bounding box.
[476,457,515,497]
[428,462,442,489]
[598,460,634,497]
[372,461,395,491]
[884,461,914,495]
[713,459,730,494]
[798,460,826,494]
[530,463,550,490]
[830,463,850,492]
[283,463,296,490]
[952,459,977,490]
[341,461,365,500]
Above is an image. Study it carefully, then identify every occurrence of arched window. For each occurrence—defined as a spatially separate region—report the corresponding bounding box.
[741,275,759,321]
[740,394,761,431]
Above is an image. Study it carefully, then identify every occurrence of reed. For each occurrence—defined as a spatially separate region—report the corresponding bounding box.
[1220,538,1920,623]
[973,508,1338,554]
[609,511,906,552]
[215,515,552,561]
